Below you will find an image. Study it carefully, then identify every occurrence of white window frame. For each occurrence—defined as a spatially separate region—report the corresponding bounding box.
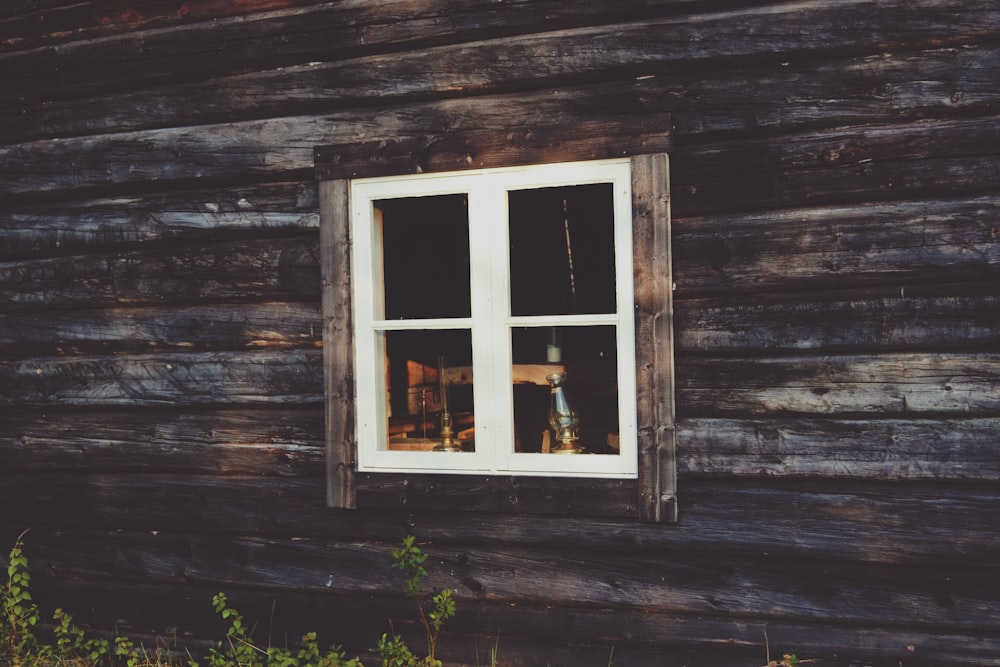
[350,159,638,478]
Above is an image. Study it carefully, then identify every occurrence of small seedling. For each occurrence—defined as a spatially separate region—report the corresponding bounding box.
[378,536,456,667]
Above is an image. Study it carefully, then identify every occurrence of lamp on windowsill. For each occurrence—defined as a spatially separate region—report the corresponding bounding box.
[546,372,583,454]
[433,356,462,452]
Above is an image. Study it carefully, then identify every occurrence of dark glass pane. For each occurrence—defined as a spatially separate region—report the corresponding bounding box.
[508,184,616,316]
[383,329,475,452]
[378,195,470,320]
[510,326,619,455]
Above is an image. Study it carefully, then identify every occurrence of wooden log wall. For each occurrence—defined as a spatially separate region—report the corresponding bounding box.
[1,0,999,665]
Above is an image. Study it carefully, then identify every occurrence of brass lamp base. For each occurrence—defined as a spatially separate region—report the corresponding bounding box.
[551,440,584,454]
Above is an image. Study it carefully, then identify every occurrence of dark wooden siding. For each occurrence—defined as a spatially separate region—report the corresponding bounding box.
[1,1,999,665]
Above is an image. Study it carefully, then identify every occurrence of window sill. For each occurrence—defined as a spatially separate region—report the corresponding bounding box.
[353,471,666,518]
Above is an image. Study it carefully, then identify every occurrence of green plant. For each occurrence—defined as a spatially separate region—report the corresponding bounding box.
[2,531,153,667]
[377,536,456,667]
[202,592,360,667]
[2,530,43,666]
[3,533,362,667]
[53,607,113,664]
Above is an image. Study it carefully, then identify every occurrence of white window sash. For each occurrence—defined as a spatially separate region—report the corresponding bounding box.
[351,159,637,477]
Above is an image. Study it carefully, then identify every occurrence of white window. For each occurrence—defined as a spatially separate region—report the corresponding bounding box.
[350,159,638,478]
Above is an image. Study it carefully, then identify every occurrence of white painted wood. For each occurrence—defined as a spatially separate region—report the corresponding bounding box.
[349,159,637,476]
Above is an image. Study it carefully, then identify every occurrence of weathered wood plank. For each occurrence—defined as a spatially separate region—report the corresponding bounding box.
[12,529,1000,631]
[319,178,356,510]
[0,349,324,407]
[0,236,319,308]
[4,0,996,111]
[0,408,323,475]
[314,116,673,180]
[672,114,1000,215]
[0,303,321,357]
[0,0,327,51]
[19,575,1000,667]
[355,473,640,518]
[675,281,1000,352]
[678,417,1000,480]
[8,29,1000,144]
[0,181,319,260]
[673,197,1000,295]
[4,97,998,209]
[4,410,996,483]
[2,0,701,102]
[676,352,1000,417]
[0,0,725,63]
[669,44,1000,137]
[4,411,996,482]
[2,475,998,566]
[631,153,678,523]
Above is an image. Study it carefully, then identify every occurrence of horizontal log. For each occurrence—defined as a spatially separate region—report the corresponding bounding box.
[0,0,324,51]
[0,235,320,307]
[18,574,1000,667]
[0,303,322,356]
[0,408,323,475]
[7,23,1000,143]
[5,0,994,108]
[314,116,673,180]
[673,196,1000,295]
[672,114,1000,215]
[2,475,998,567]
[0,349,324,407]
[0,0,723,92]
[678,417,1000,480]
[0,180,318,260]
[0,90,671,202]
[3,409,996,483]
[676,352,1000,417]
[11,528,1000,631]
[6,195,994,313]
[4,92,999,214]
[356,473,641,519]
[675,280,1000,350]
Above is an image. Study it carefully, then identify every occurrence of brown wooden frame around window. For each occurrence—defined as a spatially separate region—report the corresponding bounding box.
[315,129,677,523]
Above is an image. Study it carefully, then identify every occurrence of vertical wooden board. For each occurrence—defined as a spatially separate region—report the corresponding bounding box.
[319,179,356,509]
[632,153,677,523]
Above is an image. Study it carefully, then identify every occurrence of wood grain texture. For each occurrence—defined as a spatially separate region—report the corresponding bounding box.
[677,352,1000,416]
[673,196,1000,295]
[0,236,319,308]
[0,349,324,407]
[11,529,1000,630]
[0,408,323,475]
[631,153,678,523]
[5,411,997,482]
[2,477,999,566]
[0,181,318,259]
[0,303,321,357]
[319,178,356,509]
[677,417,1000,480]
[4,0,996,110]
[675,281,1000,352]
[21,575,1000,667]
[2,0,1000,664]
[7,19,1000,143]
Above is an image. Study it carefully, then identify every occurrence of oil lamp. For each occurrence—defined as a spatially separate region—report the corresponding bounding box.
[546,372,582,454]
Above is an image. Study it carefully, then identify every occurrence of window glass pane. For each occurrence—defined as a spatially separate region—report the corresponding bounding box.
[384,329,475,452]
[377,195,470,320]
[508,184,616,317]
[510,325,619,455]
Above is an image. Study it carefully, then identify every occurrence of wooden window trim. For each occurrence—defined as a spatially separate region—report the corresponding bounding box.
[317,132,676,523]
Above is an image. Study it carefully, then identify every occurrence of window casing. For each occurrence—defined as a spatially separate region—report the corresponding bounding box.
[318,144,676,523]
